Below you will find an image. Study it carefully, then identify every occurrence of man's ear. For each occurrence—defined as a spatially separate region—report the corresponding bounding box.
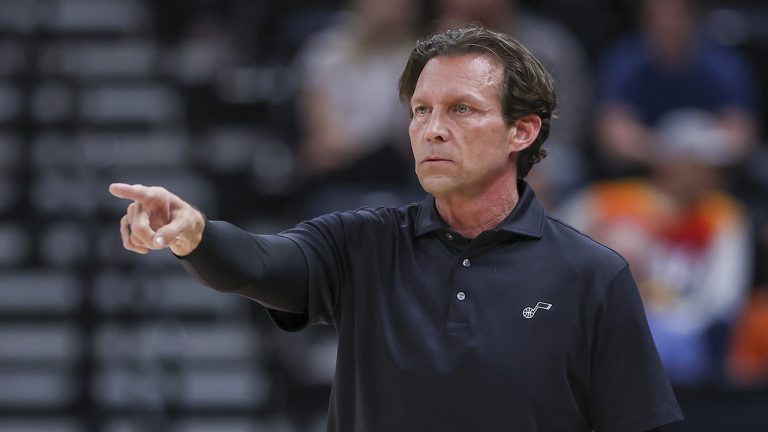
[508,114,542,152]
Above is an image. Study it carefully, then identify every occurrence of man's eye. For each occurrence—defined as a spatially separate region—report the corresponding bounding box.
[455,104,470,114]
[414,106,427,115]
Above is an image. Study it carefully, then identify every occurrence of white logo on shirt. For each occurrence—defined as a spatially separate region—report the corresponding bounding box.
[522,302,552,319]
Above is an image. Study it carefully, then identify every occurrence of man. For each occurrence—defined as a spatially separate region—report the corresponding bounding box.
[111,26,682,432]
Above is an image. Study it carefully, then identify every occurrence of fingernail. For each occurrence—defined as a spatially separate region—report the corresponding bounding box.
[155,237,165,246]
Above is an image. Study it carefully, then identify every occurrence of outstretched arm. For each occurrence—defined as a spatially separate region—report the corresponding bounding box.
[109,183,308,313]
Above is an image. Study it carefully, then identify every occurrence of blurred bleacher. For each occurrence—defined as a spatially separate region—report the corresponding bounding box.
[0,1,336,431]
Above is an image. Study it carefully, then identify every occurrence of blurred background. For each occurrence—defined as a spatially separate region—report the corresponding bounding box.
[0,0,767,431]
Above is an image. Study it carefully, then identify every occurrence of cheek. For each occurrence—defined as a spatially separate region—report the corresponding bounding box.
[465,127,510,166]
[408,119,418,139]
[408,122,420,153]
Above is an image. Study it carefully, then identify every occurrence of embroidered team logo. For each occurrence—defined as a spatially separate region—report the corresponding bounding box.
[522,302,552,319]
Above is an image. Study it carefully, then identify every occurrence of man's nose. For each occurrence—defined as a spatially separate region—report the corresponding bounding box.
[425,111,449,143]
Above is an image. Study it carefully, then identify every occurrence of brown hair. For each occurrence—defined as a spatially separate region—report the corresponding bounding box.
[398,25,556,178]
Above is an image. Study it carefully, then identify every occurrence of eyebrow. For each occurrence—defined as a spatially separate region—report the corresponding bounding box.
[410,90,487,107]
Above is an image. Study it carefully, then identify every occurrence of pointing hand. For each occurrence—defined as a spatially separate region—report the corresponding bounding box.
[109,183,205,257]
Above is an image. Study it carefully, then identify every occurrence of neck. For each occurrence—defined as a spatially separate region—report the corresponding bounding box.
[434,176,520,239]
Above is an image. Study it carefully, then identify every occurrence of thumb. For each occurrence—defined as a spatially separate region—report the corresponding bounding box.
[152,218,187,248]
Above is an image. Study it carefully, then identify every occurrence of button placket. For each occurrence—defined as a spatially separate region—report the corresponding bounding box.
[447,255,473,332]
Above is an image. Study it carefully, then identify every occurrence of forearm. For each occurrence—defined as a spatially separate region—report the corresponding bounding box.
[180,220,308,313]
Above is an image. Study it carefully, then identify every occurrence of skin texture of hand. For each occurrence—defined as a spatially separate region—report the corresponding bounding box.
[109,183,205,257]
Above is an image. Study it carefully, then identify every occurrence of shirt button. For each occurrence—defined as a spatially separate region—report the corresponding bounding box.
[462,258,471,268]
[456,291,466,301]
[446,232,454,240]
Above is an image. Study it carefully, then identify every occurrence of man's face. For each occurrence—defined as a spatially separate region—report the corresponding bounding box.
[409,53,517,198]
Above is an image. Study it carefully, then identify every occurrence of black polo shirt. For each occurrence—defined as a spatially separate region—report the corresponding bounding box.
[186,182,683,432]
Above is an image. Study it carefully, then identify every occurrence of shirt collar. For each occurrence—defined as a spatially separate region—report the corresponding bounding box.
[414,180,546,239]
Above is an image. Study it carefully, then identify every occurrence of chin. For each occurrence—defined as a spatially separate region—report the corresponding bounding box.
[418,175,457,196]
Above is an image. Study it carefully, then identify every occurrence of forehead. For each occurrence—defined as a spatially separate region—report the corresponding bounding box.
[412,53,504,102]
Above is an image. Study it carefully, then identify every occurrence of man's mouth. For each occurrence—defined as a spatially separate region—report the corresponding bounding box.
[423,157,452,163]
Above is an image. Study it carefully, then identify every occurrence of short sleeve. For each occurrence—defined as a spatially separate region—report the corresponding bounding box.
[590,265,684,432]
[266,212,353,332]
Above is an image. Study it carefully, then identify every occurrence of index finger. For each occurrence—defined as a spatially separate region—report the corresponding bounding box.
[109,183,154,202]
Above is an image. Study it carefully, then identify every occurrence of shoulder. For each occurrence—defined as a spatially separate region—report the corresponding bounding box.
[335,202,419,225]
[546,179,659,273]
[295,202,420,236]
[541,214,629,280]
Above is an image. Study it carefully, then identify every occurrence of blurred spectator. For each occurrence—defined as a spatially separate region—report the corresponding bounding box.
[559,109,752,386]
[595,0,758,176]
[435,0,592,209]
[295,0,417,193]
